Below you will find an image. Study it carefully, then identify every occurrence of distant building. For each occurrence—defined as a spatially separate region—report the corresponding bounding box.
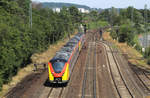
[52,7,89,13]
[78,8,89,13]
[52,8,61,12]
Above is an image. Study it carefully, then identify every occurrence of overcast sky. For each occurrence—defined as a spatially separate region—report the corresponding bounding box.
[32,0,150,9]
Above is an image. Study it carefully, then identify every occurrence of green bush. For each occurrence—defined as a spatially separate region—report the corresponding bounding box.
[110,29,117,40]
[0,1,82,90]
[89,20,109,29]
[118,23,135,44]
[143,47,150,58]
[135,44,142,52]
[147,57,150,65]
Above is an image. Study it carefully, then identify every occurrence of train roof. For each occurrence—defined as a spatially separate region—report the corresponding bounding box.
[76,32,84,37]
[50,32,84,62]
[69,38,78,43]
[52,52,70,61]
[74,36,80,41]
[64,42,76,48]
[60,47,73,52]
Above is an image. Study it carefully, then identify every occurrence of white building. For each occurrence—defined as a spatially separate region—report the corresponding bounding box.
[78,8,89,13]
[52,7,89,13]
[52,8,61,13]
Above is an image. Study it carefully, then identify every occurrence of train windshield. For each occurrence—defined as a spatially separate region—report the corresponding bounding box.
[52,60,66,73]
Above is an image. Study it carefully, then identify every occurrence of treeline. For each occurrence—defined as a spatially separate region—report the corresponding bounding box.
[83,10,109,29]
[0,0,82,90]
[98,7,150,43]
[42,2,91,10]
[98,6,150,63]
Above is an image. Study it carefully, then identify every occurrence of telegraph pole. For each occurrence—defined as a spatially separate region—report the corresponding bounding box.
[110,8,112,27]
[131,6,134,22]
[144,4,148,48]
[29,1,32,29]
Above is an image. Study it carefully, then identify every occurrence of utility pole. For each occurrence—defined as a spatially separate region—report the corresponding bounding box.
[109,7,113,31]
[110,7,113,27]
[131,6,134,22]
[48,11,51,44]
[144,4,148,48]
[110,8,112,27]
[29,2,32,29]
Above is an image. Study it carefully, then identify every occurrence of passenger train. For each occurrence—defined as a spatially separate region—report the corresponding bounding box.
[48,32,85,83]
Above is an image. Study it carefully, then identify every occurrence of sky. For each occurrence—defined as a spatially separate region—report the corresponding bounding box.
[31,0,150,9]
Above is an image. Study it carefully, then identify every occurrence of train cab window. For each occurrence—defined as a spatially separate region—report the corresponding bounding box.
[52,60,66,73]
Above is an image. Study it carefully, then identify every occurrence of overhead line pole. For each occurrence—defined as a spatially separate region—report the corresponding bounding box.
[131,6,134,23]
[29,1,32,29]
[144,4,148,48]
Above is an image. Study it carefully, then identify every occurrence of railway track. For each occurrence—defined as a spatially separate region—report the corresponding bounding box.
[144,71,150,80]
[4,30,150,98]
[117,44,150,96]
[103,41,150,97]
[93,42,97,98]
[46,87,64,98]
[131,64,150,94]
[114,41,150,96]
[46,88,53,98]
[101,42,134,98]
[81,32,97,98]
[110,44,146,98]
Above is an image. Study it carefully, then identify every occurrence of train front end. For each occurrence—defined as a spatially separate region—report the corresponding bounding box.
[48,59,70,83]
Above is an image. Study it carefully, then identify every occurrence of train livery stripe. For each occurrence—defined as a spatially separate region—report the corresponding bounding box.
[48,62,54,80]
[68,34,84,63]
[62,63,69,80]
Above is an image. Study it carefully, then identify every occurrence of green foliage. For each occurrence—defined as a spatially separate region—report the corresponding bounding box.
[0,1,82,90]
[147,57,150,65]
[118,22,135,45]
[135,43,142,52]
[98,6,150,65]
[90,10,98,21]
[89,20,109,29]
[110,29,118,40]
[133,35,142,52]
[144,47,150,58]
[69,6,82,25]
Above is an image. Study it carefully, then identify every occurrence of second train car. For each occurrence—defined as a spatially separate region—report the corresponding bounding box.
[48,32,85,83]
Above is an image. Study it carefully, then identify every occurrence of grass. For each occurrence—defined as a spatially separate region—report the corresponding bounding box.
[103,31,150,71]
[111,44,118,49]
[0,31,78,97]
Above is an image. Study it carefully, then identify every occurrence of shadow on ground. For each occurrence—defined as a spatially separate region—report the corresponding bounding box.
[44,79,68,88]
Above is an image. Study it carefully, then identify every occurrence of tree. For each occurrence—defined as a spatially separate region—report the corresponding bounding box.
[90,10,98,21]
[118,20,135,45]
[69,6,82,25]
[16,0,30,14]
[0,0,82,90]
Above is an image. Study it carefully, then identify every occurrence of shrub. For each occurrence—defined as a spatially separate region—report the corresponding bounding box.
[147,57,150,65]
[110,29,117,40]
[143,47,150,58]
[0,1,82,90]
[118,23,135,44]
